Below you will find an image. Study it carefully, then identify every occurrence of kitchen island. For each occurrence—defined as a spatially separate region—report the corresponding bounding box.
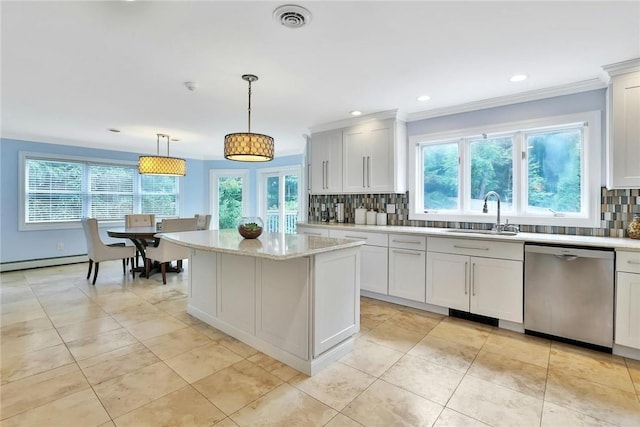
[160,229,364,376]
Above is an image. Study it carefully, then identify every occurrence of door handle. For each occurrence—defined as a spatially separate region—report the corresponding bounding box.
[453,245,489,251]
[362,156,366,187]
[367,156,371,187]
[392,249,421,256]
[464,261,468,295]
[325,160,329,189]
[392,240,422,245]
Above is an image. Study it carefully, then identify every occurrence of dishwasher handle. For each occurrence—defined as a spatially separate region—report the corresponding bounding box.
[553,254,579,261]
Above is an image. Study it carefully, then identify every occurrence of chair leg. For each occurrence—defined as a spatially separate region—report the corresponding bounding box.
[92,262,99,285]
[122,258,126,275]
[130,257,135,278]
[86,259,93,280]
[145,258,151,279]
[177,260,183,273]
[161,262,167,285]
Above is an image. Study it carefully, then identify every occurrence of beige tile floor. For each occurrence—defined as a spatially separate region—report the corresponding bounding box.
[1,261,640,426]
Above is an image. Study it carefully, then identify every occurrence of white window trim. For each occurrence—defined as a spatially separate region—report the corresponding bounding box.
[209,169,249,230]
[257,165,303,232]
[19,151,158,231]
[408,111,601,228]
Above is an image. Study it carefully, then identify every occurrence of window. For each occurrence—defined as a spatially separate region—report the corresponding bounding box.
[210,169,249,230]
[20,152,181,230]
[258,166,301,233]
[409,111,601,227]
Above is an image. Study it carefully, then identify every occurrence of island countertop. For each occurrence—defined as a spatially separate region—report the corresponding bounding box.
[159,229,365,260]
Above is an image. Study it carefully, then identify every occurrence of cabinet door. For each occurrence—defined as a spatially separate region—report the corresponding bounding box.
[470,257,523,323]
[426,252,469,311]
[366,125,394,192]
[607,71,640,189]
[389,248,426,302]
[361,245,389,294]
[615,272,640,349]
[310,130,342,194]
[342,126,368,192]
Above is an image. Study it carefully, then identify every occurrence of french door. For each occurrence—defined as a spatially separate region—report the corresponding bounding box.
[258,166,301,233]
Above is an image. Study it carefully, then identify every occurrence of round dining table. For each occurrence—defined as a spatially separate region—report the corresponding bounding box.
[107,226,159,277]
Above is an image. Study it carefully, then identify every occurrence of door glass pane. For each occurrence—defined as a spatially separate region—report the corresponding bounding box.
[218,177,243,229]
[527,129,582,213]
[422,142,459,211]
[266,176,280,232]
[469,136,513,212]
[284,174,299,233]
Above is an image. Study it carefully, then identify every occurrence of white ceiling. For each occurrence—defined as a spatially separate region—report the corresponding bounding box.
[2,1,639,160]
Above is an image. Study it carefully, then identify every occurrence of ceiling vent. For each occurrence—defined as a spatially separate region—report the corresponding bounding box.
[273,4,311,29]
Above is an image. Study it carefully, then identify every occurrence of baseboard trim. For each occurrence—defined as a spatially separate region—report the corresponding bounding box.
[0,255,88,272]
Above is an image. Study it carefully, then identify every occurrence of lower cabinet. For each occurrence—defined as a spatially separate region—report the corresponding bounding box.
[388,234,427,302]
[426,237,524,323]
[615,251,640,349]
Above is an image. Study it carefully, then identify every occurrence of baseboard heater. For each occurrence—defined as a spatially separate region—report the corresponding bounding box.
[0,255,87,272]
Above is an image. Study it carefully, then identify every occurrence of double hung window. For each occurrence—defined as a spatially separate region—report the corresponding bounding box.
[21,152,180,230]
[409,111,600,227]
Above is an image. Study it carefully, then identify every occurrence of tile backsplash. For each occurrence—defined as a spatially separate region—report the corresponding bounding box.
[308,188,640,238]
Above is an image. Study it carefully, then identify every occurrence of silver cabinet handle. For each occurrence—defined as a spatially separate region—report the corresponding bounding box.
[345,235,367,240]
[628,260,640,265]
[325,160,329,189]
[367,156,371,187]
[303,231,322,236]
[464,261,468,295]
[472,263,476,296]
[392,249,421,256]
[392,239,422,245]
[362,156,366,187]
[453,245,489,251]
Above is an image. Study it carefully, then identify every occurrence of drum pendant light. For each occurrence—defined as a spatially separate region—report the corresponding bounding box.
[224,74,274,162]
[138,134,187,176]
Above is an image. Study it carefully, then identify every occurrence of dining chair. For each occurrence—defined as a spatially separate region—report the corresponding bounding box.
[145,218,197,284]
[81,218,136,285]
[125,214,156,266]
[194,214,212,230]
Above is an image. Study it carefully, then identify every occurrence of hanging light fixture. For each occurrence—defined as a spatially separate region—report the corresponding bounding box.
[224,74,274,162]
[138,133,187,176]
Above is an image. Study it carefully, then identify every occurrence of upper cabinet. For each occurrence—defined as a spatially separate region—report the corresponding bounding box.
[309,111,407,194]
[343,118,407,193]
[309,129,343,194]
[604,59,640,189]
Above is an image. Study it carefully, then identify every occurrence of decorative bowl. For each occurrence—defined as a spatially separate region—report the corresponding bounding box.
[238,217,263,239]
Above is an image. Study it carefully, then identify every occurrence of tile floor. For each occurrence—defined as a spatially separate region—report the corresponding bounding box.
[1,261,639,426]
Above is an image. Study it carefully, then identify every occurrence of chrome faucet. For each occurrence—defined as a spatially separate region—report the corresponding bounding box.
[482,191,502,231]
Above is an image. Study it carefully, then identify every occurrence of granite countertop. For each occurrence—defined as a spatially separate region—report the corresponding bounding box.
[299,221,640,251]
[159,229,365,260]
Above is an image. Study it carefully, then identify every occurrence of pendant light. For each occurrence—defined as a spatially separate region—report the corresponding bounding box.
[138,134,187,176]
[224,74,274,162]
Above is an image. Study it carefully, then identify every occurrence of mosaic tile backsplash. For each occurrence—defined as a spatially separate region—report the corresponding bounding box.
[308,188,640,238]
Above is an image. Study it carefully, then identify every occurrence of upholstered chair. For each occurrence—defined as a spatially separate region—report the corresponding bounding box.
[194,214,212,230]
[81,218,135,285]
[124,213,156,266]
[145,218,197,284]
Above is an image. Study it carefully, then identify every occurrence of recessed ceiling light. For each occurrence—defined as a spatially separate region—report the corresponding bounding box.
[417,95,431,102]
[509,74,528,82]
[107,128,121,133]
[350,110,362,116]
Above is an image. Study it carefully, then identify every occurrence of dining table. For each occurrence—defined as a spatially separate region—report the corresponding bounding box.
[106,226,167,278]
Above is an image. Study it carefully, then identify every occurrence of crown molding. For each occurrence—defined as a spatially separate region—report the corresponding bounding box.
[406,78,607,122]
[602,58,640,77]
[309,109,406,133]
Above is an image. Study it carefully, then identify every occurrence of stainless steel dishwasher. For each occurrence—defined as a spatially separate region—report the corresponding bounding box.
[524,243,614,351]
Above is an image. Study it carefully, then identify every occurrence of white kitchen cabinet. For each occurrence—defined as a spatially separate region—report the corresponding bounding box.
[615,250,640,349]
[217,253,255,334]
[604,60,640,189]
[342,118,406,193]
[426,237,524,323]
[329,229,388,295]
[310,129,343,194]
[388,234,427,302]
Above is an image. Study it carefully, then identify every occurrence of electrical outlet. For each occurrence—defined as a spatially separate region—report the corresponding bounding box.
[321,203,326,211]
[56,242,64,250]
[386,203,396,214]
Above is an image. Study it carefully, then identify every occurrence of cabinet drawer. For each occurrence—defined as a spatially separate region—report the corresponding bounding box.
[297,226,329,237]
[429,237,523,261]
[389,234,426,251]
[329,229,388,247]
[617,251,640,274]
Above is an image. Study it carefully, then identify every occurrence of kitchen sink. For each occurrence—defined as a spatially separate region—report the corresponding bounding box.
[443,228,518,236]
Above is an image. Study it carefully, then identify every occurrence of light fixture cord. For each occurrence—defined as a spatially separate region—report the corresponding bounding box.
[247,79,252,133]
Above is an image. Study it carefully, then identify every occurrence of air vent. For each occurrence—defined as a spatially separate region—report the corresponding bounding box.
[273,4,311,29]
